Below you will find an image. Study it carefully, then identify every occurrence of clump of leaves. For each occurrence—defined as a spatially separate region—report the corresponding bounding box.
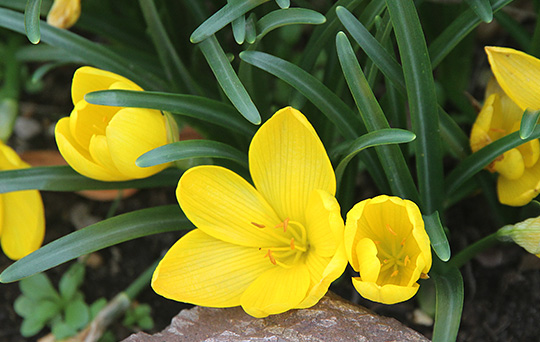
[123,303,154,331]
[14,262,107,339]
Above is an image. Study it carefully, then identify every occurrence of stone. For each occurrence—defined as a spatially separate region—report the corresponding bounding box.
[123,292,430,342]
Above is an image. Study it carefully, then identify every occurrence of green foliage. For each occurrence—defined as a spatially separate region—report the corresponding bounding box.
[123,303,155,331]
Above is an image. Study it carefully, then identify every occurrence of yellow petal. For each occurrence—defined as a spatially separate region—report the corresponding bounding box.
[106,108,169,178]
[240,264,310,317]
[344,200,368,271]
[470,94,496,153]
[305,189,343,257]
[405,200,432,273]
[69,100,119,149]
[485,46,540,111]
[497,161,540,206]
[493,149,524,180]
[1,190,45,260]
[249,107,336,223]
[517,139,540,168]
[0,143,29,170]
[71,66,142,105]
[88,134,120,172]
[152,229,273,307]
[0,195,3,237]
[351,278,419,305]
[356,238,380,282]
[177,166,282,247]
[55,117,128,181]
[46,0,81,29]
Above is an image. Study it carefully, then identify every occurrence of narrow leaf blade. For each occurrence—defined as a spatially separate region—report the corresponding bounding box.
[24,0,42,44]
[0,205,193,283]
[256,8,326,41]
[520,108,540,139]
[423,212,451,261]
[465,0,493,23]
[432,268,464,342]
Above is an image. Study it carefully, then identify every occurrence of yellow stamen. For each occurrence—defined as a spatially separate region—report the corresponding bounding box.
[400,237,406,246]
[290,238,295,250]
[386,224,397,236]
[490,127,506,133]
[404,255,410,266]
[275,218,290,232]
[373,240,381,245]
[251,222,265,228]
[390,270,399,277]
[264,250,277,265]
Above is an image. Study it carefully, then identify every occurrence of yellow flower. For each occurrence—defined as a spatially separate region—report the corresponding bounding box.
[499,216,540,257]
[55,67,171,181]
[151,107,347,317]
[47,0,81,29]
[344,195,431,304]
[0,142,45,260]
[469,46,540,206]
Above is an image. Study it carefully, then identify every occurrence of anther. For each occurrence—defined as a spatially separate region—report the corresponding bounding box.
[390,270,399,277]
[400,238,406,246]
[290,238,295,250]
[373,240,381,245]
[386,224,397,236]
[490,128,506,133]
[383,259,389,264]
[251,222,265,228]
[102,116,108,123]
[404,255,410,266]
[264,250,277,265]
[420,273,430,279]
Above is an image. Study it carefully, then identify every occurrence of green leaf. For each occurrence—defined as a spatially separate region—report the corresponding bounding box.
[334,128,416,182]
[275,0,289,9]
[335,31,419,202]
[432,268,464,342]
[428,0,513,68]
[65,299,90,330]
[0,205,193,283]
[199,35,261,125]
[21,300,61,337]
[138,0,200,95]
[24,0,42,44]
[19,273,60,301]
[0,166,181,193]
[256,8,326,41]
[85,90,256,137]
[245,13,257,44]
[0,8,166,90]
[137,140,248,169]
[386,0,443,214]
[465,0,493,23]
[89,298,108,319]
[239,50,361,140]
[423,212,451,262]
[190,0,269,43]
[59,262,85,301]
[520,108,540,139]
[14,295,34,317]
[336,6,405,93]
[232,14,246,44]
[51,321,77,340]
[445,128,540,195]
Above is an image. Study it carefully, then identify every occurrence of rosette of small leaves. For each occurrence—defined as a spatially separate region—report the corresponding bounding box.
[123,303,154,331]
[14,262,107,339]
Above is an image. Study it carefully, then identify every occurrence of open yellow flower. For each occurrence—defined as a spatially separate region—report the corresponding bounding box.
[47,0,81,29]
[469,46,540,206]
[344,195,431,304]
[151,107,347,317]
[0,142,45,260]
[55,66,171,181]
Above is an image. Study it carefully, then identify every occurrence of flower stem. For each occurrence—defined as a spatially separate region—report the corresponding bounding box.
[447,232,503,269]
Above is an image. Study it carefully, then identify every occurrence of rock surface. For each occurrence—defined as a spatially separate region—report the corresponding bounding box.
[123,292,430,342]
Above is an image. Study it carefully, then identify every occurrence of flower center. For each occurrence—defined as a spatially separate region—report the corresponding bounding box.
[375,224,411,283]
[251,218,308,268]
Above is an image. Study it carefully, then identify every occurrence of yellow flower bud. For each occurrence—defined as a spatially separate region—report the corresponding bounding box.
[0,142,45,260]
[55,67,171,181]
[499,217,540,256]
[47,0,81,29]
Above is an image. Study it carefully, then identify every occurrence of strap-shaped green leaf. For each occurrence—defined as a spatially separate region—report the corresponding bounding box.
[432,267,464,342]
[446,127,540,195]
[239,50,361,140]
[0,8,166,91]
[386,0,443,214]
[232,14,246,44]
[24,0,42,44]
[275,0,289,9]
[199,35,261,125]
[423,211,451,262]
[139,0,200,95]
[465,0,493,23]
[84,89,256,137]
[137,140,248,168]
[190,0,269,43]
[520,108,540,139]
[334,128,416,182]
[0,205,193,283]
[0,166,181,193]
[336,31,419,202]
[256,8,326,41]
[428,0,512,68]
